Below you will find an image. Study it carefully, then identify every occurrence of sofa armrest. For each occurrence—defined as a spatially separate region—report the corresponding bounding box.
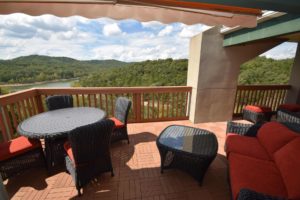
[237,189,286,200]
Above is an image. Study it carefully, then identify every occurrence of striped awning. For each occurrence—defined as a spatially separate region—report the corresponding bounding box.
[0,0,264,27]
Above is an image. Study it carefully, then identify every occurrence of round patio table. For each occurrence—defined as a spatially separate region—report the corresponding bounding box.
[18,107,106,169]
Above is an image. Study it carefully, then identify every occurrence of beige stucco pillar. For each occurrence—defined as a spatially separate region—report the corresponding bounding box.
[286,42,300,104]
[188,26,282,123]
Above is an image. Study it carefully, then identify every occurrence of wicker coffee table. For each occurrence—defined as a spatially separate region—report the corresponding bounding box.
[156,125,218,184]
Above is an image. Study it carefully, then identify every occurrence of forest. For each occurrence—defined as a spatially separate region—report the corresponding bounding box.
[79,56,293,87]
[0,55,294,88]
[0,55,128,84]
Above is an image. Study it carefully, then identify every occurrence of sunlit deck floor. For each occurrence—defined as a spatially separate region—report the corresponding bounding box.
[5,120,231,200]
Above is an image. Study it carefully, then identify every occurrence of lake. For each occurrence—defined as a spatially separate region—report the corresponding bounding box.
[2,80,76,93]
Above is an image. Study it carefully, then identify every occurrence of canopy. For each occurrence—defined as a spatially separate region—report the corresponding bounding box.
[0,0,261,27]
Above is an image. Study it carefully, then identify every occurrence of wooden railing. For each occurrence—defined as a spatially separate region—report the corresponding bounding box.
[233,85,291,116]
[0,87,192,142]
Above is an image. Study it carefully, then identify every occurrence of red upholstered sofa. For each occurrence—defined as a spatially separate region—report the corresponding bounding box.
[225,122,300,200]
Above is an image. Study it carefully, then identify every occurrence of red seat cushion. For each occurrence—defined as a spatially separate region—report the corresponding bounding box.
[226,134,271,160]
[109,117,125,128]
[274,138,300,199]
[257,122,299,158]
[278,104,300,112]
[0,136,41,162]
[64,141,75,162]
[244,105,272,113]
[229,153,287,200]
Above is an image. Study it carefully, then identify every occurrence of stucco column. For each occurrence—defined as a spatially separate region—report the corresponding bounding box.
[286,42,300,104]
[188,26,282,123]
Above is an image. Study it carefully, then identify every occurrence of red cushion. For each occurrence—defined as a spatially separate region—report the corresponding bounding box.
[244,105,272,113]
[0,136,41,162]
[257,122,299,157]
[278,104,300,112]
[229,153,287,200]
[109,117,125,128]
[274,138,300,199]
[64,141,75,162]
[226,133,271,160]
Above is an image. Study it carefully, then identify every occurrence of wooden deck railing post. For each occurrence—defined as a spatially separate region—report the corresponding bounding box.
[0,106,11,141]
[35,94,44,114]
[134,93,142,122]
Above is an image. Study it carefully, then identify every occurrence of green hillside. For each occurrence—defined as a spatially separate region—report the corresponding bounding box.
[0,55,129,84]
[0,55,294,87]
[79,58,187,87]
[79,57,294,87]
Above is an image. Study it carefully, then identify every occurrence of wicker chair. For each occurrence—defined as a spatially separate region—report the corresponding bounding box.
[45,95,73,168]
[64,119,115,196]
[46,95,73,111]
[0,136,45,180]
[110,97,132,143]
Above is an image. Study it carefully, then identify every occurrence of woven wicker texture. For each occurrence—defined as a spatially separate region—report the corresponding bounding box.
[0,147,45,180]
[226,121,253,136]
[156,125,218,184]
[277,110,300,124]
[111,97,132,143]
[237,189,286,200]
[18,107,106,138]
[243,109,272,123]
[46,95,73,111]
[65,119,114,196]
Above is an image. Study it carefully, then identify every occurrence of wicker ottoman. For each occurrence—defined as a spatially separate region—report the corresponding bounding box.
[156,125,218,184]
[243,105,272,123]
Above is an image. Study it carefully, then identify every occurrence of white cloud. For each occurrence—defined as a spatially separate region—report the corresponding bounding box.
[141,21,163,29]
[158,26,173,37]
[0,14,296,62]
[179,24,210,38]
[261,42,297,59]
[102,23,122,36]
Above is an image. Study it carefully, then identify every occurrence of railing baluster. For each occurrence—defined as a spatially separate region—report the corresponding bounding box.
[2,106,13,139]
[9,104,18,130]
[93,94,97,107]
[76,94,79,107]
[0,107,9,142]
[105,94,108,115]
[88,94,91,107]
[25,98,33,117]
[99,94,102,109]
[82,94,85,106]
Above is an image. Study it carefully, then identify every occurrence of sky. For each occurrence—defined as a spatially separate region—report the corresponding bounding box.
[0,13,298,62]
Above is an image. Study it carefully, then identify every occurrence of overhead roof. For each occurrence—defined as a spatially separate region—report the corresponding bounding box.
[0,0,263,28]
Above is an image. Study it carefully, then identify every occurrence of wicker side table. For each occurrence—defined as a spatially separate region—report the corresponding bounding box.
[156,125,218,184]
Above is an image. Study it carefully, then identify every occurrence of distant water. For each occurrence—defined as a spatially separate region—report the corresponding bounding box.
[2,80,76,93]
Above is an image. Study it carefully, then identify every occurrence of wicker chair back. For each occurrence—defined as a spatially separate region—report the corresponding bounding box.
[114,97,131,124]
[46,95,73,111]
[68,119,114,166]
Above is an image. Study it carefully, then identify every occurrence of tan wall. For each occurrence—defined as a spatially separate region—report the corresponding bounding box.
[188,26,282,123]
[286,42,300,104]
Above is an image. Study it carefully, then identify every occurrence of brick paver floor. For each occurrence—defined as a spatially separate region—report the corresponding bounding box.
[4,120,231,200]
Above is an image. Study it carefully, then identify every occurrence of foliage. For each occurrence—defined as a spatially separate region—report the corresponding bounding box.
[0,55,129,84]
[238,57,293,85]
[79,58,188,87]
[0,55,294,87]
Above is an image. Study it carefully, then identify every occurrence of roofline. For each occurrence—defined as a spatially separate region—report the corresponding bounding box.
[221,11,286,35]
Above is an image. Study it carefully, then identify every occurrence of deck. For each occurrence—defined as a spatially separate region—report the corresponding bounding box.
[4,120,230,200]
